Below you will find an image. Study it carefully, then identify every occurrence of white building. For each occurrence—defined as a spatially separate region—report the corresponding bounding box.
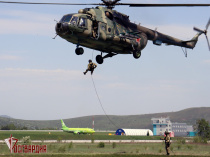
[115,129,153,136]
[151,117,194,136]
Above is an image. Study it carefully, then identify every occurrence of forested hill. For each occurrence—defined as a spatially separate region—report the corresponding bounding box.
[0,107,210,130]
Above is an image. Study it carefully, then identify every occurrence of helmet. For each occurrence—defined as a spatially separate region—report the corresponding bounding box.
[89,59,92,63]
[165,131,169,135]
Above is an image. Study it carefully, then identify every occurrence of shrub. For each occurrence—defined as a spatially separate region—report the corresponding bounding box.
[158,148,162,153]
[170,146,173,152]
[181,138,186,144]
[186,145,193,150]
[58,145,66,153]
[68,142,73,150]
[144,146,148,150]
[136,149,139,153]
[98,142,105,148]
[22,136,31,144]
[203,138,208,144]
[177,138,186,144]
[57,136,62,143]
[91,138,94,143]
[193,136,208,143]
[112,142,116,148]
[193,136,201,143]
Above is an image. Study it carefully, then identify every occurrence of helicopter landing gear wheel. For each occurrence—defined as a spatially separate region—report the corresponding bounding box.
[133,50,141,59]
[75,47,84,55]
[96,55,104,64]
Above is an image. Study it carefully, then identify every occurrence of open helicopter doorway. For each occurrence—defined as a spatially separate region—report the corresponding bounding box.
[92,21,99,39]
[92,21,109,41]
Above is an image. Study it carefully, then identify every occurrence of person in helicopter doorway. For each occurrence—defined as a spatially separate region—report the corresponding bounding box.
[84,59,97,75]
[92,21,98,39]
[161,131,171,156]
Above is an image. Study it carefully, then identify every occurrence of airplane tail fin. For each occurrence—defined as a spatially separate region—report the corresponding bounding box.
[61,119,67,128]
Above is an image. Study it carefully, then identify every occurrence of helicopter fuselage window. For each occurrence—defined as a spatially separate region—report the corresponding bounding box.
[60,14,73,23]
[79,18,87,27]
[70,16,79,26]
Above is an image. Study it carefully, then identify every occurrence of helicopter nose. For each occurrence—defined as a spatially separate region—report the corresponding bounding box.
[55,22,69,34]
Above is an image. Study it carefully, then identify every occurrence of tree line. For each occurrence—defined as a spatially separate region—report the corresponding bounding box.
[194,118,210,141]
[0,123,58,130]
[1,123,28,130]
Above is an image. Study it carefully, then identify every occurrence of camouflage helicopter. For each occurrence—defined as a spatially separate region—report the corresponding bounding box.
[54,0,210,64]
[1,0,209,64]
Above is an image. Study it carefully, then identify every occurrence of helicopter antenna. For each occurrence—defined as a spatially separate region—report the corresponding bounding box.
[101,0,121,9]
[181,47,187,57]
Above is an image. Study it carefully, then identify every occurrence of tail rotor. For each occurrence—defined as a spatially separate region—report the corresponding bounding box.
[194,18,210,51]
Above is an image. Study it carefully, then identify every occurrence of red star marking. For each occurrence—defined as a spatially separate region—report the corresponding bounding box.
[136,38,141,43]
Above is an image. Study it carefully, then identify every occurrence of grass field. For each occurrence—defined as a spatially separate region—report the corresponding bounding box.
[0,131,164,140]
[0,131,210,156]
[0,142,210,157]
[1,155,210,157]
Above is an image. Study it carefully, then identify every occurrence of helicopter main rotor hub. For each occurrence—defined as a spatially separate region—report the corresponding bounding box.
[101,0,121,9]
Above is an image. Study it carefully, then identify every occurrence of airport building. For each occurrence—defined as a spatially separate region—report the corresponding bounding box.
[151,117,172,136]
[151,117,195,137]
[115,129,153,136]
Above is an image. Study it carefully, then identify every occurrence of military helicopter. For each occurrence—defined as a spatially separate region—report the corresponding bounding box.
[54,0,210,64]
[1,0,209,64]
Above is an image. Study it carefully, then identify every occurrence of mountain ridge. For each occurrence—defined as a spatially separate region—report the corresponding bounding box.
[0,107,209,130]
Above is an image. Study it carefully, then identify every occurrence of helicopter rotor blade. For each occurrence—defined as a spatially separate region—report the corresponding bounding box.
[119,3,210,7]
[193,27,206,34]
[205,35,210,51]
[0,1,210,8]
[205,18,210,51]
[0,1,100,6]
[206,18,210,30]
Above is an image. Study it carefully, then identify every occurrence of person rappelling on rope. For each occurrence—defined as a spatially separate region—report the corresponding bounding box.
[84,59,97,75]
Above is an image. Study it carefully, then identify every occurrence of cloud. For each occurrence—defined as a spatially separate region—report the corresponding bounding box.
[202,60,210,64]
[0,9,58,35]
[0,68,83,80]
[0,55,22,60]
[142,24,197,40]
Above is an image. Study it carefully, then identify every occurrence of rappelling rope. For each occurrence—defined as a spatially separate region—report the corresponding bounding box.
[92,50,94,60]
[91,75,120,129]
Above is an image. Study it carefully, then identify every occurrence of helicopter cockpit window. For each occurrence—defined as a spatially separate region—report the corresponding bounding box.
[78,18,87,27]
[70,16,79,25]
[60,14,73,23]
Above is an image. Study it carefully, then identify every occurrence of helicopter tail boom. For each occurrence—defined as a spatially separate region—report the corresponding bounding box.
[181,32,202,49]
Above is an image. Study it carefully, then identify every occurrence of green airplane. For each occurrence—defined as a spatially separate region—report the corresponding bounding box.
[61,119,95,134]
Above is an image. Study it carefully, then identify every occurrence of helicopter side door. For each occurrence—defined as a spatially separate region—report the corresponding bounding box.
[98,22,107,41]
[98,21,114,41]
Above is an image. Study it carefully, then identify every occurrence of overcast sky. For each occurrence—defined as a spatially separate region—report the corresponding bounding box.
[0,0,210,120]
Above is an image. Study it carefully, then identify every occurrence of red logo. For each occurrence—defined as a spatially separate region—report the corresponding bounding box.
[4,134,47,153]
[136,38,141,43]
